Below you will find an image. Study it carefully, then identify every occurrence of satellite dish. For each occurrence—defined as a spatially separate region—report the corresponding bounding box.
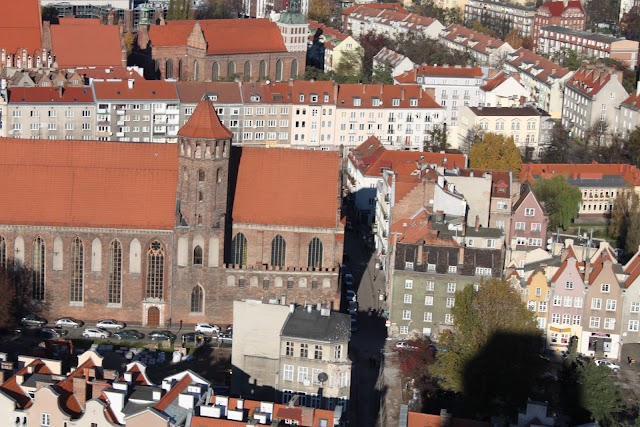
[303,379,311,387]
[318,372,328,384]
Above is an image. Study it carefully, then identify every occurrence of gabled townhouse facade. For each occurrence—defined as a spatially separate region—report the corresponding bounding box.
[524,269,552,330]
[510,183,549,251]
[373,47,415,77]
[479,71,530,108]
[505,48,573,118]
[440,25,515,66]
[532,1,585,50]
[621,249,640,344]
[456,106,553,158]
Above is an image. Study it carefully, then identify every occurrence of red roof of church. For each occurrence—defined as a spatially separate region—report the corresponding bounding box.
[178,100,232,139]
[232,148,341,229]
[51,23,122,67]
[150,19,287,55]
[0,0,42,52]
[0,138,177,230]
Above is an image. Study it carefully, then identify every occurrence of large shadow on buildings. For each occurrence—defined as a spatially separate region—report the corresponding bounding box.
[224,146,243,263]
[0,264,50,331]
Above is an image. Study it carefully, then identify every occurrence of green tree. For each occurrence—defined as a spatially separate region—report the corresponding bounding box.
[334,48,364,83]
[308,0,334,25]
[469,132,522,173]
[610,189,640,254]
[41,6,60,24]
[411,0,462,26]
[371,64,394,84]
[578,363,623,424]
[389,32,471,67]
[359,31,389,79]
[532,176,582,230]
[550,47,587,71]
[627,126,640,167]
[542,122,571,163]
[432,278,540,416]
[168,0,191,20]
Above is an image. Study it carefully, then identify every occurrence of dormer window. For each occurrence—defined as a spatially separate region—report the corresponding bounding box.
[372,98,381,107]
[299,94,305,102]
[250,95,260,102]
[353,97,361,106]
[310,94,318,102]
[417,77,424,83]
[324,94,329,102]
[410,99,418,107]
[208,95,218,101]
[392,98,400,106]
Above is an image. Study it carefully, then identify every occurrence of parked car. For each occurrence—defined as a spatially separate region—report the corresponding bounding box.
[346,290,357,302]
[348,301,358,311]
[395,341,417,350]
[225,324,233,334]
[82,328,111,339]
[182,332,212,344]
[594,359,621,372]
[344,274,354,289]
[149,330,176,341]
[40,327,68,338]
[350,318,358,332]
[21,315,47,327]
[348,307,357,318]
[96,319,126,330]
[195,323,220,335]
[218,333,233,344]
[55,317,84,328]
[113,330,145,340]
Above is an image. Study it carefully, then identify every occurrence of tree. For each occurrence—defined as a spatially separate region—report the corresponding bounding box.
[411,0,462,26]
[541,122,571,163]
[532,175,582,230]
[578,363,623,424]
[584,0,619,30]
[425,124,448,152]
[627,126,640,167]
[168,0,191,20]
[610,189,640,254]
[504,30,523,49]
[521,36,534,50]
[549,47,587,71]
[394,337,437,395]
[0,268,16,329]
[389,32,471,67]
[123,32,135,56]
[471,20,497,37]
[621,7,640,41]
[371,64,394,84]
[41,6,60,24]
[359,31,389,78]
[195,0,244,19]
[334,48,364,83]
[432,278,540,416]
[469,132,522,173]
[308,0,334,25]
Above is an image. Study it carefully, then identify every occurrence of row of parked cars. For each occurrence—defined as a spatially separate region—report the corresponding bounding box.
[342,271,358,332]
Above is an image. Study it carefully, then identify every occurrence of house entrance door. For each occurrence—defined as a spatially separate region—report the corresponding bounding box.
[147,307,160,327]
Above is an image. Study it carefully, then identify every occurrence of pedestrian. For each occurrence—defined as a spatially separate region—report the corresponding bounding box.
[168,318,172,329]
[629,356,632,365]
[179,319,183,331]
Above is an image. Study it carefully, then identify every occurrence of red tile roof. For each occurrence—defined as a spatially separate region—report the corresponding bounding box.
[232,148,340,229]
[395,65,482,84]
[622,91,640,111]
[276,407,303,423]
[150,19,287,55]
[178,100,232,139]
[506,48,571,83]
[0,0,42,52]
[336,84,440,108]
[538,1,584,17]
[624,252,640,288]
[480,71,508,92]
[565,66,620,97]
[520,163,640,186]
[155,375,192,412]
[51,24,122,67]
[442,24,508,56]
[407,411,490,427]
[8,86,94,103]
[77,66,145,81]
[58,17,101,25]
[176,82,243,104]
[307,20,349,41]
[0,138,178,230]
[350,136,466,177]
[262,80,336,105]
[93,79,178,100]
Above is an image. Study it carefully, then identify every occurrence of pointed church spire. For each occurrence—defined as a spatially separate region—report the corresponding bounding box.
[177,99,232,139]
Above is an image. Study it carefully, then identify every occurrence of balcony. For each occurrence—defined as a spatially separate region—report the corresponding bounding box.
[116,110,125,116]
[117,120,125,126]
[116,132,124,137]
[97,108,108,114]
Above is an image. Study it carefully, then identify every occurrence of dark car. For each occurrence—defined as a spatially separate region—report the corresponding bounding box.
[114,330,145,340]
[181,332,212,345]
[40,327,68,338]
[21,315,47,327]
[149,330,176,341]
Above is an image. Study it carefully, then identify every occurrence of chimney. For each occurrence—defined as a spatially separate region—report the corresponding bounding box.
[475,215,480,231]
[127,79,134,89]
[441,409,452,427]
[237,398,244,410]
[73,376,88,410]
[563,0,568,7]
[307,304,312,313]
[316,301,322,311]
[92,382,111,399]
[57,86,63,98]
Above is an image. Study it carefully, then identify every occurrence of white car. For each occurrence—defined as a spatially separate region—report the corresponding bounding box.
[395,341,417,350]
[55,317,84,328]
[346,290,357,302]
[195,323,221,335]
[594,359,621,372]
[82,328,111,339]
[96,319,125,330]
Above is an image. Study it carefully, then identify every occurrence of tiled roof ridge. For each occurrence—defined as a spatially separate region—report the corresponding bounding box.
[154,375,193,412]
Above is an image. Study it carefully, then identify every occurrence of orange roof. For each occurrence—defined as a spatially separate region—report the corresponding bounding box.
[307,20,349,41]
[442,24,507,56]
[150,19,287,55]
[93,79,178,100]
[407,411,490,427]
[178,100,232,139]
[0,138,177,230]
[262,80,336,105]
[395,65,482,84]
[51,24,122,67]
[0,0,42,52]
[622,91,640,111]
[506,48,571,83]
[8,86,94,103]
[176,81,244,104]
[77,66,145,81]
[480,71,509,92]
[520,163,640,186]
[538,1,584,17]
[336,84,440,109]
[624,252,640,288]
[155,375,192,412]
[565,66,619,97]
[232,148,340,229]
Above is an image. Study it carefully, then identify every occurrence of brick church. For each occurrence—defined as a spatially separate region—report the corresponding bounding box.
[0,100,343,326]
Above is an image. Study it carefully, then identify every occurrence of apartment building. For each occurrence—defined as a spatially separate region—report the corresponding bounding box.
[232,301,351,411]
[621,251,640,345]
[335,84,443,150]
[389,210,504,338]
[523,269,553,330]
[457,106,553,158]
[616,83,640,138]
[510,183,549,250]
[307,20,362,74]
[373,47,415,77]
[464,0,535,37]
[93,79,180,143]
[343,5,444,39]
[520,163,640,218]
[5,86,96,140]
[537,26,640,69]
[345,136,466,224]
[561,65,629,140]
[532,1,585,50]
[440,24,515,66]
[479,70,530,108]
[505,48,573,118]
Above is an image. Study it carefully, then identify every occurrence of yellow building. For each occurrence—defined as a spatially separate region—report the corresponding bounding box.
[524,269,551,331]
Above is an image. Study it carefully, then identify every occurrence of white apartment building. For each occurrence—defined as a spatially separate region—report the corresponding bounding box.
[344,5,445,39]
[440,24,515,66]
[457,106,553,159]
[616,83,640,138]
[505,48,573,118]
[93,79,180,143]
[335,84,444,151]
[464,0,535,37]
[480,71,530,108]
[561,65,629,140]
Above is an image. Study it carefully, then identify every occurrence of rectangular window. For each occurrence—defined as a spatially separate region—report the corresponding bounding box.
[339,371,349,388]
[82,123,90,130]
[589,316,600,328]
[562,314,571,324]
[565,281,573,289]
[535,287,542,297]
[300,343,308,358]
[42,413,51,427]
[524,208,535,216]
[551,313,560,323]
[298,367,308,383]
[606,299,617,311]
[604,318,615,330]
[631,302,640,313]
[601,283,610,293]
[447,283,456,293]
[285,341,294,356]
[528,300,536,311]
[446,297,455,308]
[427,264,436,272]
[448,265,457,273]
[531,223,542,231]
[574,297,583,308]
[65,110,74,117]
[553,295,562,306]
[424,312,432,322]
[591,298,602,310]
[538,301,548,312]
[444,313,454,324]
[399,325,409,334]
[402,310,411,320]
[334,345,342,360]
[572,315,581,326]
[515,222,525,230]
[475,267,492,276]
[564,296,572,307]
[425,296,433,306]
[405,279,413,289]
[314,345,323,360]
[426,281,435,291]
[82,110,91,117]
[629,320,640,332]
